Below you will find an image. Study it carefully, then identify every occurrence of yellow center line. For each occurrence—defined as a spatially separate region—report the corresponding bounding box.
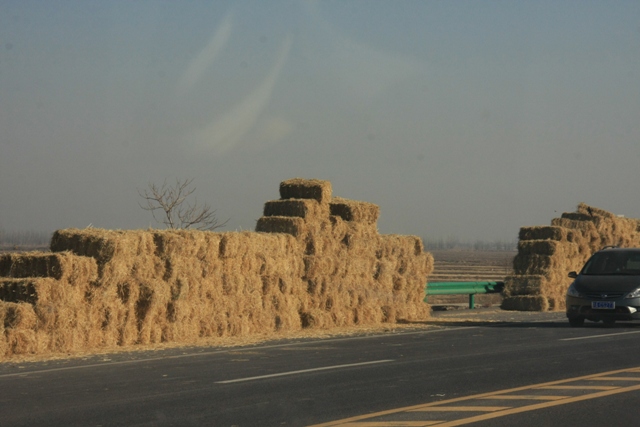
[431,383,640,427]
[591,376,640,381]
[308,366,640,427]
[480,394,566,401]
[411,406,509,412]
[340,422,442,426]
[535,385,619,390]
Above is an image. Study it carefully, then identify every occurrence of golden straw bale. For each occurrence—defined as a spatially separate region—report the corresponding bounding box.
[279,178,332,203]
[350,257,379,280]
[0,278,87,324]
[301,233,334,257]
[518,226,569,242]
[505,203,640,312]
[0,279,39,304]
[255,216,306,237]
[0,178,440,358]
[263,199,330,220]
[576,203,616,219]
[550,217,597,235]
[329,216,348,241]
[419,252,435,277]
[340,235,381,255]
[344,222,380,240]
[219,232,254,259]
[513,253,566,276]
[0,251,98,284]
[561,212,594,222]
[153,230,221,263]
[379,235,425,257]
[373,258,395,283]
[50,228,164,285]
[503,275,548,297]
[299,308,332,328]
[329,197,380,225]
[1,302,38,330]
[302,256,336,279]
[517,240,579,258]
[5,329,39,355]
[550,218,600,248]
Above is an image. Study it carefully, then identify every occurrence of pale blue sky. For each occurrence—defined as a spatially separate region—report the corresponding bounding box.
[1,1,639,241]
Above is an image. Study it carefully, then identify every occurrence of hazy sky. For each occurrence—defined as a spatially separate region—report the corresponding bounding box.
[1,1,639,242]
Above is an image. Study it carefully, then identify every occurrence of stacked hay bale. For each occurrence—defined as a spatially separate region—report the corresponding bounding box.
[256,178,433,327]
[45,228,304,346]
[0,252,98,356]
[0,178,433,358]
[502,203,640,311]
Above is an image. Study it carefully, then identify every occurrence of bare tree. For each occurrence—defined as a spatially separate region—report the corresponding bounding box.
[138,178,228,231]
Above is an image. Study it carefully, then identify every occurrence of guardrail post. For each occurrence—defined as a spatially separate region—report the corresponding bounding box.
[469,294,475,309]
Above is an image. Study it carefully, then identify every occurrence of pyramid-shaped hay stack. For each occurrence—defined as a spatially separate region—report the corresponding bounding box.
[502,203,640,311]
[0,178,433,359]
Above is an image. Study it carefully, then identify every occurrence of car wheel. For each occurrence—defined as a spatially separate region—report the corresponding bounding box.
[569,317,585,327]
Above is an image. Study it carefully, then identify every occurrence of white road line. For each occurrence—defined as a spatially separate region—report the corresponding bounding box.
[215,359,394,384]
[560,330,640,341]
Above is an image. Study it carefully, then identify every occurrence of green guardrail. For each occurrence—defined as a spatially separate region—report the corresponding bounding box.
[424,281,505,309]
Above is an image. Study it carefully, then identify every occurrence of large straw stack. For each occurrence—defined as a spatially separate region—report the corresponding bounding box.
[502,203,640,311]
[257,178,433,327]
[0,178,433,358]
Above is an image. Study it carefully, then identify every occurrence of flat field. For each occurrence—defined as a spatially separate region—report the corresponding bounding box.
[428,250,516,308]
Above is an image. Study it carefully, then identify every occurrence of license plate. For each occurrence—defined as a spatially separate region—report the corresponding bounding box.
[592,301,615,309]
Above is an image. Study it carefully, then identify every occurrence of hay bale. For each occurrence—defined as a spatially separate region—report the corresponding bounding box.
[299,308,332,328]
[0,178,437,359]
[379,235,425,257]
[50,228,164,283]
[255,216,306,237]
[329,198,380,225]
[0,251,98,283]
[0,279,39,304]
[502,275,548,297]
[576,202,616,219]
[263,199,330,220]
[279,178,332,203]
[560,212,594,222]
[505,203,640,312]
[302,256,336,279]
[329,216,348,241]
[219,232,253,258]
[517,240,579,258]
[1,302,38,330]
[518,226,569,242]
[513,253,555,275]
[0,302,42,355]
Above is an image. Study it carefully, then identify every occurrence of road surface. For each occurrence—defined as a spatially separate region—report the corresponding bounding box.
[1,309,639,426]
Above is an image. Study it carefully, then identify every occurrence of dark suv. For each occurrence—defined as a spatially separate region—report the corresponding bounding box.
[566,247,640,327]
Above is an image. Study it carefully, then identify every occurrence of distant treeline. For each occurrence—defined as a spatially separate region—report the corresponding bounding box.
[422,236,517,251]
[0,229,52,248]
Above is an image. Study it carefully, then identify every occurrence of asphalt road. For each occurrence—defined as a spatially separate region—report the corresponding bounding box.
[1,309,640,426]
